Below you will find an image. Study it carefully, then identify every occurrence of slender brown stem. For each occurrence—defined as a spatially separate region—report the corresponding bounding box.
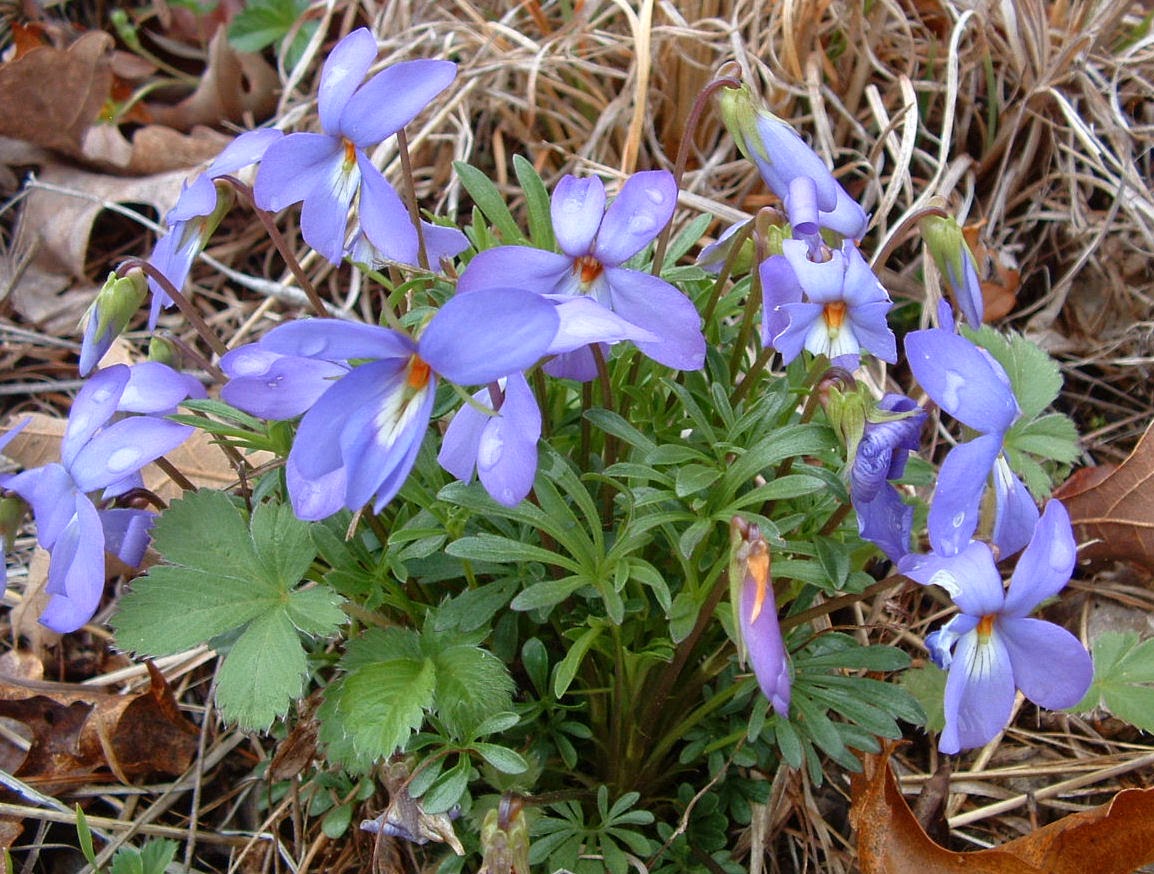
[781,573,906,631]
[871,204,950,271]
[651,74,743,276]
[395,129,430,272]
[217,176,330,319]
[117,259,228,370]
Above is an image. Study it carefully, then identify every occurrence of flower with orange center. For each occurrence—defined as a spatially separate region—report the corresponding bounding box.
[253,27,457,265]
[900,500,1092,753]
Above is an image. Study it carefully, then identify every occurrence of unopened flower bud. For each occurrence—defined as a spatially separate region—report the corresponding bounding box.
[79,269,148,375]
[919,210,983,330]
[147,335,177,367]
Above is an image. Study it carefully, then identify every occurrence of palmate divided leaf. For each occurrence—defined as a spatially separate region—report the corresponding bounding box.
[113,490,346,730]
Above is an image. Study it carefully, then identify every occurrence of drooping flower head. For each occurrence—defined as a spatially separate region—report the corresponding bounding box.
[718,83,868,240]
[730,517,790,716]
[850,394,926,563]
[458,171,705,381]
[148,128,283,328]
[899,500,1091,753]
[905,328,1037,558]
[0,363,205,631]
[79,268,148,376]
[222,289,558,520]
[920,212,984,330]
[253,28,456,265]
[759,238,896,370]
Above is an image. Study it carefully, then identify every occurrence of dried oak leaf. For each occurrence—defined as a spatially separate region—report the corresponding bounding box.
[0,660,197,794]
[852,743,1154,874]
[0,31,114,157]
[1053,419,1154,572]
[146,26,279,132]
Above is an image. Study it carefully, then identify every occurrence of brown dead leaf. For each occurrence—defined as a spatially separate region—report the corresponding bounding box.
[1054,419,1154,571]
[963,224,1021,322]
[0,658,197,793]
[80,123,232,176]
[851,743,1036,873]
[0,31,114,158]
[852,743,1154,874]
[147,27,279,132]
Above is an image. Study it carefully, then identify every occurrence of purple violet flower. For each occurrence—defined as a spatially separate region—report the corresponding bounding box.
[851,394,926,563]
[899,500,1091,754]
[760,238,896,370]
[221,289,558,521]
[0,363,205,632]
[79,269,148,376]
[437,372,541,506]
[905,328,1037,558]
[719,84,869,240]
[457,171,705,381]
[253,28,456,265]
[148,128,283,328]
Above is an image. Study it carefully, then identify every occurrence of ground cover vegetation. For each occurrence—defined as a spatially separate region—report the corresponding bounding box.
[1,1,1154,871]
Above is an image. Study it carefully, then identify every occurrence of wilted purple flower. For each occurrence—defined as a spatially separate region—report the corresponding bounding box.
[437,372,541,507]
[760,238,896,370]
[719,84,868,240]
[851,394,926,563]
[0,363,205,632]
[253,28,455,265]
[731,518,790,715]
[905,328,1037,558]
[899,500,1091,753]
[457,171,705,381]
[222,289,558,521]
[148,128,283,328]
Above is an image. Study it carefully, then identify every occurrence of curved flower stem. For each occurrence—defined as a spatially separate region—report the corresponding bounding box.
[650,71,744,277]
[780,572,905,631]
[395,129,430,272]
[700,219,754,328]
[870,203,951,271]
[729,346,774,408]
[217,176,330,319]
[117,258,227,373]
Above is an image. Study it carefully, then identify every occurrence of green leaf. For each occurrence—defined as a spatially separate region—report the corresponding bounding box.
[774,715,804,769]
[321,658,436,768]
[965,326,1062,420]
[675,463,722,498]
[430,638,515,739]
[662,212,714,266]
[554,624,604,697]
[453,161,523,243]
[215,610,308,730]
[109,847,143,874]
[284,586,348,636]
[227,0,308,52]
[1077,631,1154,731]
[474,742,529,774]
[511,576,590,612]
[138,839,179,874]
[899,664,947,732]
[75,805,98,867]
[422,757,471,814]
[113,492,342,730]
[513,154,556,250]
[321,804,354,839]
[446,533,580,571]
